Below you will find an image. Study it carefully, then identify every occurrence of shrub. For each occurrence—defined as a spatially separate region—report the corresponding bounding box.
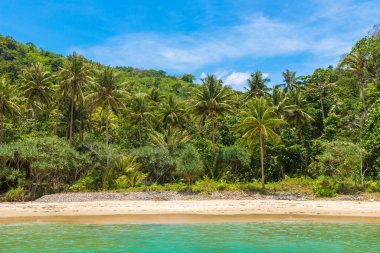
[132,146,175,184]
[3,187,28,202]
[313,177,337,197]
[176,145,203,192]
[365,181,380,193]
[216,145,251,182]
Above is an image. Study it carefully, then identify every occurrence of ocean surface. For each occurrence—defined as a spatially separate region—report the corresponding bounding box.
[1,222,380,252]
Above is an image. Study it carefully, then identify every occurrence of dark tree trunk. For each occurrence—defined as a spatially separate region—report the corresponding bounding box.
[259,133,265,190]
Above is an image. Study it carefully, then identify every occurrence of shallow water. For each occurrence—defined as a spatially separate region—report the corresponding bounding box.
[1,222,379,252]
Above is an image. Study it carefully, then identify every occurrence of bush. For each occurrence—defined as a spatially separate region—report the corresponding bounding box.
[216,145,251,182]
[132,146,175,184]
[3,187,28,202]
[313,177,337,197]
[365,181,380,193]
[176,145,203,192]
[69,175,96,192]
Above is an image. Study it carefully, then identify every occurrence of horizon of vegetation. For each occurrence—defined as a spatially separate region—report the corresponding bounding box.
[0,24,379,201]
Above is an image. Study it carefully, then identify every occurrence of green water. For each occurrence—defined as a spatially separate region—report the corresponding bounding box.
[0,222,379,252]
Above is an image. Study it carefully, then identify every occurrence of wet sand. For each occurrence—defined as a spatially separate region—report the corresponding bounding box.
[1,199,380,224]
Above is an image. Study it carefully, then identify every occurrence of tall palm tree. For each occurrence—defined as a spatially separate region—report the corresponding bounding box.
[309,68,335,125]
[190,74,233,162]
[239,97,286,189]
[340,51,369,113]
[129,92,154,147]
[160,94,186,129]
[0,78,20,143]
[58,52,93,143]
[245,71,270,100]
[282,69,300,93]
[19,62,52,120]
[86,67,127,169]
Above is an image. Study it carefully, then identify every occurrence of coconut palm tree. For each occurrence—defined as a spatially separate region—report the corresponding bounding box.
[190,74,233,162]
[129,92,154,147]
[19,62,52,120]
[309,68,335,124]
[282,69,300,93]
[340,51,369,113]
[239,97,287,189]
[270,86,296,119]
[86,67,127,169]
[245,71,270,100]
[160,94,186,129]
[58,52,93,143]
[0,78,20,142]
[149,127,190,153]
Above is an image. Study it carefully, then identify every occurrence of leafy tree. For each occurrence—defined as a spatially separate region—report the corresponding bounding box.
[176,144,203,192]
[239,97,287,189]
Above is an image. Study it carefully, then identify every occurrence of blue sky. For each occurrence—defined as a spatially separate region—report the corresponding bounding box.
[1,0,379,90]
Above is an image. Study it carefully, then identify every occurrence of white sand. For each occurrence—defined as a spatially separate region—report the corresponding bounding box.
[1,199,380,224]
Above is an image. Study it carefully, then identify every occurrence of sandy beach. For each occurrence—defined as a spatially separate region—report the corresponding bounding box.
[1,193,380,224]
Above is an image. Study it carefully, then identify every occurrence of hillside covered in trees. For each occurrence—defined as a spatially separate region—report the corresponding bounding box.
[0,26,380,201]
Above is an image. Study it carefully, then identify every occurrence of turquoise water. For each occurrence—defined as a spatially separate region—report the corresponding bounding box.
[1,222,380,252]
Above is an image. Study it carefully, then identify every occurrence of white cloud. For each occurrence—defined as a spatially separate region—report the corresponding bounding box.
[72,0,380,80]
[224,72,250,90]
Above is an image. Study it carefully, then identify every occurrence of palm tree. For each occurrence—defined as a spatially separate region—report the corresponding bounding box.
[239,97,286,189]
[282,69,300,93]
[0,78,20,142]
[270,86,296,119]
[160,94,186,129]
[190,74,233,162]
[129,92,154,147]
[58,52,93,143]
[245,71,270,100]
[340,51,369,113]
[286,91,314,130]
[86,67,126,169]
[19,62,52,120]
[309,68,335,125]
[149,127,190,153]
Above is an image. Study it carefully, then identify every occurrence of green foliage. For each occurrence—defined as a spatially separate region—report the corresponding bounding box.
[176,145,203,191]
[0,31,380,200]
[132,146,175,184]
[2,187,29,202]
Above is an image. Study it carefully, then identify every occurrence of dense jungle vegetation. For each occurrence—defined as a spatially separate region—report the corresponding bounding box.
[0,26,380,201]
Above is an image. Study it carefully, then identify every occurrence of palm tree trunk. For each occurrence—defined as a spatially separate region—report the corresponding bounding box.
[259,133,265,190]
[211,112,216,163]
[56,101,60,136]
[360,79,367,114]
[106,103,110,170]
[0,115,3,144]
[138,122,142,147]
[319,86,325,126]
[69,93,74,143]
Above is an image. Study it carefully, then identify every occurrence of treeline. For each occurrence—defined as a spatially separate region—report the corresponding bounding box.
[0,27,380,200]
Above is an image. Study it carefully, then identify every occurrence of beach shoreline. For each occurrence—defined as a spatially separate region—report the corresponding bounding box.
[1,193,380,224]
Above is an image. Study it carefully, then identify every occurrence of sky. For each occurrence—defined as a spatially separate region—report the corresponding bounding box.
[0,0,379,90]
